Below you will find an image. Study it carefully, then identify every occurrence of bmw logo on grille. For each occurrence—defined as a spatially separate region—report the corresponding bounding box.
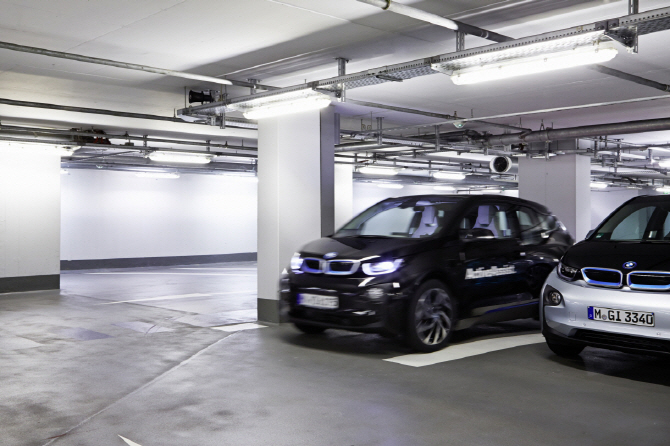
[623,261,637,269]
[324,252,338,259]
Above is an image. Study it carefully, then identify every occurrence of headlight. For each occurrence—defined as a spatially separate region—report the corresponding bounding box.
[362,259,403,276]
[543,285,563,306]
[557,260,579,282]
[290,253,303,271]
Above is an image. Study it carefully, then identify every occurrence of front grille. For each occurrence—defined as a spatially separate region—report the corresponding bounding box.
[300,258,360,275]
[326,261,358,275]
[581,268,623,288]
[575,329,670,354]
[303,258,324,273]
[628,271,670,291]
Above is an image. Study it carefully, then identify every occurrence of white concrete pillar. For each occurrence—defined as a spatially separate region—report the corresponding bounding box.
[518,151,591,241]
[334,164,353,231]
[257,107,336,323]
[0,143,61,293]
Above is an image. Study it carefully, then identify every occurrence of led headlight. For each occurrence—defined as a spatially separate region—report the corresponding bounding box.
[557,260,579,282]
[362,259,404,276]
[290,253,303,271]
[543,285,564,306]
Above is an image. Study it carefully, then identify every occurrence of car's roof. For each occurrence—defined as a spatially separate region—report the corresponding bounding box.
[379,194,551,214]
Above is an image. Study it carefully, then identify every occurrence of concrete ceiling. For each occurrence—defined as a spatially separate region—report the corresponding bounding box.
[0,0,669,154]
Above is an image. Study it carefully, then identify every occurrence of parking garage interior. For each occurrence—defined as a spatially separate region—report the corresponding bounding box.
[2,1,670,445]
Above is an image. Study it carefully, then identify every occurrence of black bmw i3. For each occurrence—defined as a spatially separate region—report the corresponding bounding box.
[282,194,573,352]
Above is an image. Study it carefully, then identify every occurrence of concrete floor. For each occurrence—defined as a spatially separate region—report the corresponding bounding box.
[2,262,669,446]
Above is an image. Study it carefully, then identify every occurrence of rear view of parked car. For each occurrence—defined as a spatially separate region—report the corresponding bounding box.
[282,194,573,352]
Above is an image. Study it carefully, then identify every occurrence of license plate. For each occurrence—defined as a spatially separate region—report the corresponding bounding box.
[588,306,655,327]
[297,293,338,309]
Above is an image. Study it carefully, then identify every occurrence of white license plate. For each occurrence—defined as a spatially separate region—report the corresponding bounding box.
[588,306,655,327]
[298,293,338,309]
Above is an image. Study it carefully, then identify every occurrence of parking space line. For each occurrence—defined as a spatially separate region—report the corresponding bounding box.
[384,333,544,367]
[99,290,255,305]
[87,272,256,276]
[211,323,267,332]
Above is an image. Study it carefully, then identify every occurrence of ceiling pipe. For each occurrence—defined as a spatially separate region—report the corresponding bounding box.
[0,135,257,157]
[0,40,278,90]
[0,97,258,129]
[356,0,512,42]
[0,125,251,150]
[586,65,670,92]
[344,99,526,132]
[484,117,670,146]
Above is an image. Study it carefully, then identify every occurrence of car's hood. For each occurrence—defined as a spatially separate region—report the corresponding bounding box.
[563,240,670,272]
[298,236,433,260]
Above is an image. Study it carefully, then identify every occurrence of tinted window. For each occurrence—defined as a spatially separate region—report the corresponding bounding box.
[459,203,515,239]
[335,198,460,239]
[594,201,670,241]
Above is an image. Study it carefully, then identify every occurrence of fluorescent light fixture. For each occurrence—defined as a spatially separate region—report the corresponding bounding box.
[449,40,618,85]
[433,171,466,180]
[230,88,332,120]
[243,97,331,120]
[135,172,180,179]
[147,151,212,164]
[590,182,608,189]
[649,147,670,153]
[359,166,400,176]
[378,183,404,189]
[434,185,455,191]
[658,160,670,168]
[656,186,670,194]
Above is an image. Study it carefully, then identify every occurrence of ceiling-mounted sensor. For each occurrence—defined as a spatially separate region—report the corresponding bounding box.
[489,156,512,173]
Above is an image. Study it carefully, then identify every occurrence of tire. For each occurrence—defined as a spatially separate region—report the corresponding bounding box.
[293,322,327,334]
[406,280,455,353]
[546,340,584,358]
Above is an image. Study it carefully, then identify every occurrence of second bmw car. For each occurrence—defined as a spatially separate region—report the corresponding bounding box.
[543,195,670,357]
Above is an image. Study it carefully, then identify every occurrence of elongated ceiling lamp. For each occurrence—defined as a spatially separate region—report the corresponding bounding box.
[359,166,400,176]
[433,171,466,180]
[230,88,332,120]
[432,32,620,85]
[147,151,212,164]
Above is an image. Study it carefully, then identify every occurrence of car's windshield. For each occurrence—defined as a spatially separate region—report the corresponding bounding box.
[592,200,670,241]
[334,198,461,239]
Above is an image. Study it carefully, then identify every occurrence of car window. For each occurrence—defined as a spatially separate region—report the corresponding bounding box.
[516,207,543,245]
[594,202,670,241]
[335,198,460,239]
[459,203,515,239]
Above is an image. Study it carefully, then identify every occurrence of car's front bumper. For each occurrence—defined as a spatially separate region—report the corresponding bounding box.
[541,270,670,355]
[282,275,411,335]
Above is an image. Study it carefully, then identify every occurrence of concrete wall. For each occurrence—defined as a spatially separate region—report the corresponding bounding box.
[60,169,258,261]
[0,143,60,291]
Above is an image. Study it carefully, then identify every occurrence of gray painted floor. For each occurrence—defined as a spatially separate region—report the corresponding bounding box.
[2,263,669,446]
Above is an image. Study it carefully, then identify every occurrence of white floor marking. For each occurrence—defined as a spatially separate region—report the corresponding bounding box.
[87,272,255,277]
[172,267,256,271]
[211,323,267,332]
[118,435,142,446]
[99,290,256,305]
[385,333,544,367]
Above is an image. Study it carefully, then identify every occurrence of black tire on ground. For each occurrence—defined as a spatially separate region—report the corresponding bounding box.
[293,322,327,334]
[406,280,455,353]
[546,340,585,358]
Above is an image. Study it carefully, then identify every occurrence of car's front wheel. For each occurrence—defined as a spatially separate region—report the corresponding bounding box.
[406,280,454,352]
[293,322,327,334]
[546,340,584,358]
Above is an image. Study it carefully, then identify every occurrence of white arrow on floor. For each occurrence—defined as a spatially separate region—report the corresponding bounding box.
[119,435,143,446]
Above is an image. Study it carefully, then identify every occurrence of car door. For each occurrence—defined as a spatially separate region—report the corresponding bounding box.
[454,201,526,317]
